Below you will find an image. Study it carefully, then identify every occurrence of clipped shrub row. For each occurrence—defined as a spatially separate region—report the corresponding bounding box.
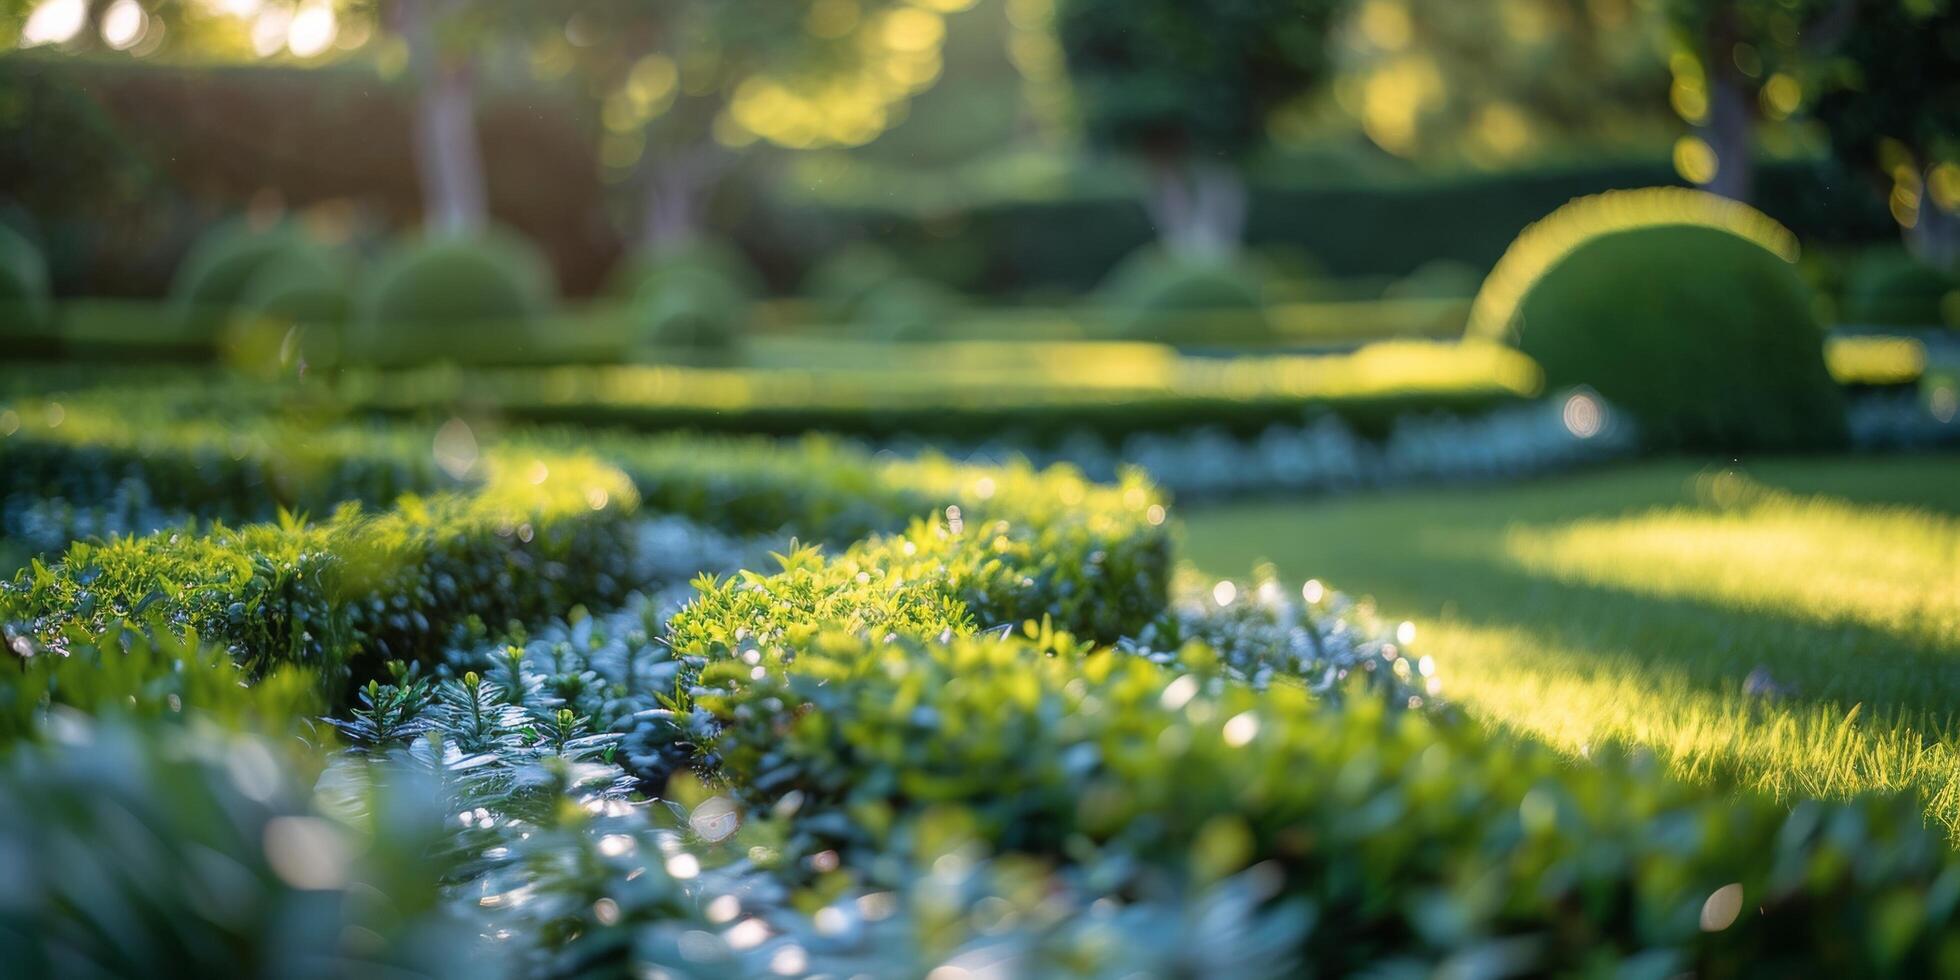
[336,340,1543,446]
[2,441,640,695]
[9,380,1960,974]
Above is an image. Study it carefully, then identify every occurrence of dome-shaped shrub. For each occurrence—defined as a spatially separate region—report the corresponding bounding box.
[804,243,907,322]
[1469,187,1844,451]
[635,267,747,352]
[1098,247,1275,344]
[237,250,352,327]
[855,277,962,343]
[356,232,552,328]
[170,220,336,331]
[343,232,555,366]
[0,222,54,351]
[606,239,764,303]
[1840,248,1959,329]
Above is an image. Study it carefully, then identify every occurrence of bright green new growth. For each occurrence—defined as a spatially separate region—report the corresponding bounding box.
[350,232,554,360]
[1473,190,1842,450]
[1842,248,1960,329]
[0,222,53,346]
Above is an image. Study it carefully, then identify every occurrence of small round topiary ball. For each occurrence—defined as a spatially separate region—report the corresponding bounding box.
[355,231,553,330]
[635,267,747,353]
[1098,247,1276,346]
[170,219,338,334]
[1468,187,1845,451]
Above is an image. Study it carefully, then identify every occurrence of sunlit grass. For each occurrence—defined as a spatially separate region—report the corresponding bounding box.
[1180,455,1960,833]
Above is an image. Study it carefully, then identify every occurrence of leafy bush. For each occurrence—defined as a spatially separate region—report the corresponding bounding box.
[10,380,1960,975]
[0,221,53,352]
[633,266,747,352]
[853,276,963,342]
[236,247,352,326]
[348,232,554,364]
[0,719,473,976]
[169,219,339,332]
[1,404,641,694]
[1842,248,1960,329]
[1470,187,1845,451]
[803,242,907,320]
[1099,247,1277,344]
[605,238,764,302]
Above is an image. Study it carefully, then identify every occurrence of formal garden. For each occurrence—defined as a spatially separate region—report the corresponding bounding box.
[2,0,1959,975]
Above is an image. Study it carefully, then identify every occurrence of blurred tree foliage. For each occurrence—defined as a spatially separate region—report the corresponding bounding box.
[1332,0,1673,167]
[534,0,973,252]
[1052,0,1344,259]
[1810,0,1960,269]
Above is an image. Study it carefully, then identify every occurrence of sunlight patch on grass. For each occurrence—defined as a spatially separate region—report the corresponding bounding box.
[1501,471,1960,645]
[1180,455,1960,836]
[1418,616,1960,833]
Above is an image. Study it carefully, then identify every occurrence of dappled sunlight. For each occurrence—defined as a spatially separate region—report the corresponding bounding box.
[1502,472,1960,646]
[1417,615,1960,833]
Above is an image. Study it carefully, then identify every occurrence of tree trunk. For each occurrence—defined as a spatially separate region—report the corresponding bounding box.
[1699,41,1754,202]
[636,146,727,252]
[396,0,487,237]
[1144,156,1248,260]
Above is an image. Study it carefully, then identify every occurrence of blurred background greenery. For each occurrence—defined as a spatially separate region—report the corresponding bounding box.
[0,0,1953,370]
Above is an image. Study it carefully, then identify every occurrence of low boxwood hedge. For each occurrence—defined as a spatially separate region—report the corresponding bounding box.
[6,380,1960,975]
[335,340,1543,446]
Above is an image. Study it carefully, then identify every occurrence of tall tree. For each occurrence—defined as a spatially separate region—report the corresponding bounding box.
[1052,0,1343,259]
[1333,0,1672,167]
[1809,0,1960,267]
[1657,0,1854,202]
[557,0,966,252]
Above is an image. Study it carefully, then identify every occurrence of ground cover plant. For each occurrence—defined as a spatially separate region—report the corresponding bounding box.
[6,381,1960,977]
[1184,455,1960,837]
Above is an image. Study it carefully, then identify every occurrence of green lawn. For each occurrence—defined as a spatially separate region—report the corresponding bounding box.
[1181,455,1960,831]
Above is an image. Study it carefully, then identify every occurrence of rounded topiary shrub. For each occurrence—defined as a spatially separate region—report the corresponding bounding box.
[855,277,962,343]
[1098,247,1276,345]
[347,232,553,364]
[804,243,906,322]
[606,239,764,303]
[170,220,337,332]
[635,267,747,353]
[1840,248,1959,329]
[0,222,54,352]
[1469,187,1845,451]
[237,250,352,327]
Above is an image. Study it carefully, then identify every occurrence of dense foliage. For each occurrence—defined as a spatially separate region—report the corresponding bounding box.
[4,376,1960,975]
[1471,187,1846,450]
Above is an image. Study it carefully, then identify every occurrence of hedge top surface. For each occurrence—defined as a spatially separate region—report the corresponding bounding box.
[1466,186,1803,341]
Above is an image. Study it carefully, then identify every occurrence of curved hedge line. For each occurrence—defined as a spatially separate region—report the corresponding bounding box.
[6,382,1960,975]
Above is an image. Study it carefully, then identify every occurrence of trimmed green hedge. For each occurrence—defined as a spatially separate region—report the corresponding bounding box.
[1472,188,1845,451]
[2,437,640,693]
[8,380,1960,974]
[336,341,1543,446]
